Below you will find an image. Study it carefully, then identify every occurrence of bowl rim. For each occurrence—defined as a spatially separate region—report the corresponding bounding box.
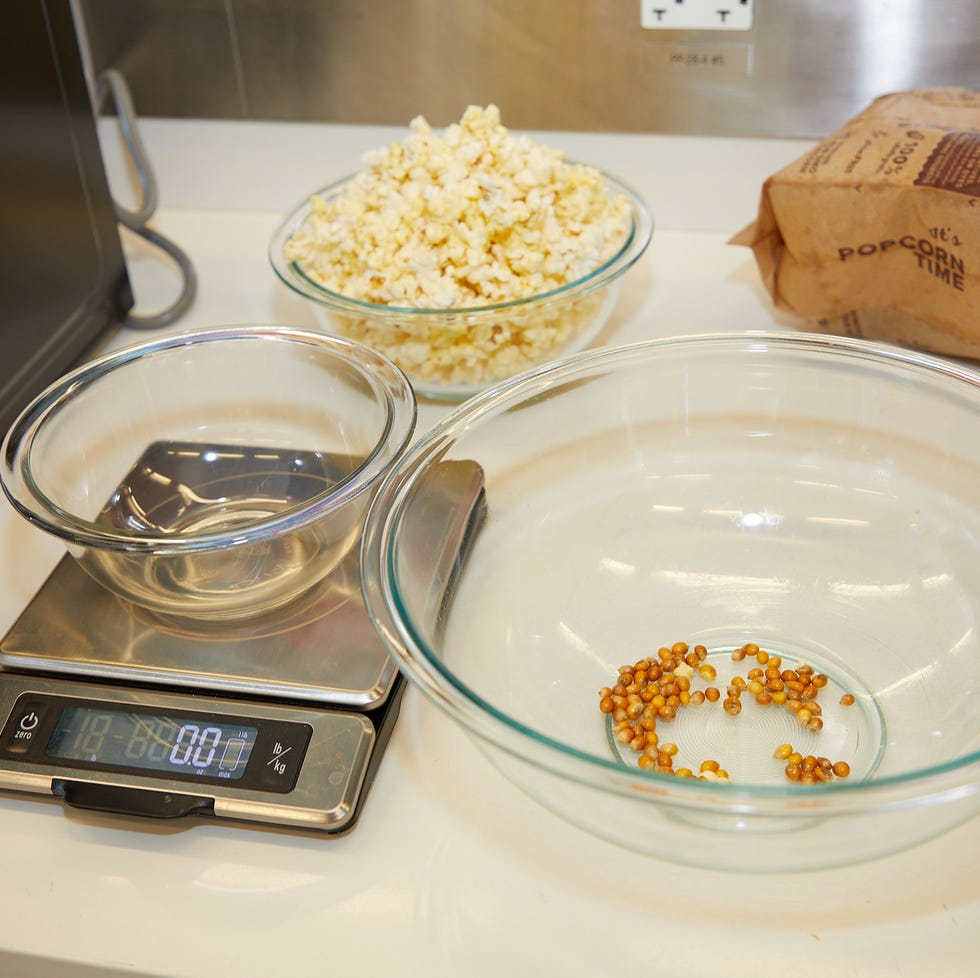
[268,165,654,316]
[0,325,417,555]
[360,330,980,818]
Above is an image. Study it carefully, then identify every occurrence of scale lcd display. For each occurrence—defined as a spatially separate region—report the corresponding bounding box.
[45,706,259,781]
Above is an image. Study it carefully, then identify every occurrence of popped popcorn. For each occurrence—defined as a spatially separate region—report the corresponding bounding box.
[284,105,636,392]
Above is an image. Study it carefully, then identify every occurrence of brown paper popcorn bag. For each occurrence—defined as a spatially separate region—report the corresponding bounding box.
[732,87,980,357]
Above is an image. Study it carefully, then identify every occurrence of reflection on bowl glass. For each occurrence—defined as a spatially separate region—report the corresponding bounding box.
[361,332,980,872]
[270,170,652,401]
[1,326,415,621]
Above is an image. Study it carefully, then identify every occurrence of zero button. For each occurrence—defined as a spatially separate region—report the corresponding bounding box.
[2,701,50,756]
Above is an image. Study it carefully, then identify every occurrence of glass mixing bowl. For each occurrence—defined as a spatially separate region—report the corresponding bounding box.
[269,170,652,402]
[1,326,416,622]
[360,332,980,872]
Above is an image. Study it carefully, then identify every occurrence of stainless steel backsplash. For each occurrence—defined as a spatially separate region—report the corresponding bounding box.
[77,0,979,138]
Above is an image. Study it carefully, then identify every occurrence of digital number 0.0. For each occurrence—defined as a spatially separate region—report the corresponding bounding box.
[169,724,224,768]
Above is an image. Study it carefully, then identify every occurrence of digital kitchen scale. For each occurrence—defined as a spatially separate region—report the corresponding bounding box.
[0,456,486,834]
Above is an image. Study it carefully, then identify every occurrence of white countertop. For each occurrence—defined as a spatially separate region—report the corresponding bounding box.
[0,120,977,977]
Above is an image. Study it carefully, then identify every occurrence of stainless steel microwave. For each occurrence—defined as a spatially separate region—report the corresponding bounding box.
[0,0,132,437]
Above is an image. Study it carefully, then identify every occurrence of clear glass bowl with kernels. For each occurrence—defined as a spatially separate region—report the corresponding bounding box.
[0,326,415,622]
[269,169,652,402]
[360,332,980,872]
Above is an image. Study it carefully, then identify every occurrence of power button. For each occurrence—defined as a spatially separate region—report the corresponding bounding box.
[1,701,49,756]
[20,711,40,731]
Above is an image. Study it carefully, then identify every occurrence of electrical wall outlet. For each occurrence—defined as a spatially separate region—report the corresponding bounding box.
[640,0,754,31]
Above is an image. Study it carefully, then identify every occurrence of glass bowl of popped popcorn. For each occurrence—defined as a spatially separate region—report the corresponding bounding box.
[270,106,652,401]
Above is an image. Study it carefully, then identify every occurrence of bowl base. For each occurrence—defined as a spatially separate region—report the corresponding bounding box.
[607,640,884,786]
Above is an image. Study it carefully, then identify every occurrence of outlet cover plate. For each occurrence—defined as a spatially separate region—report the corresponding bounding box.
[640,0,754,31]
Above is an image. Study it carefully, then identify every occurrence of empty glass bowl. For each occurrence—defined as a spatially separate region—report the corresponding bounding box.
[1,326,415,621]
[269,170,652,401]
[361,332,980,872]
